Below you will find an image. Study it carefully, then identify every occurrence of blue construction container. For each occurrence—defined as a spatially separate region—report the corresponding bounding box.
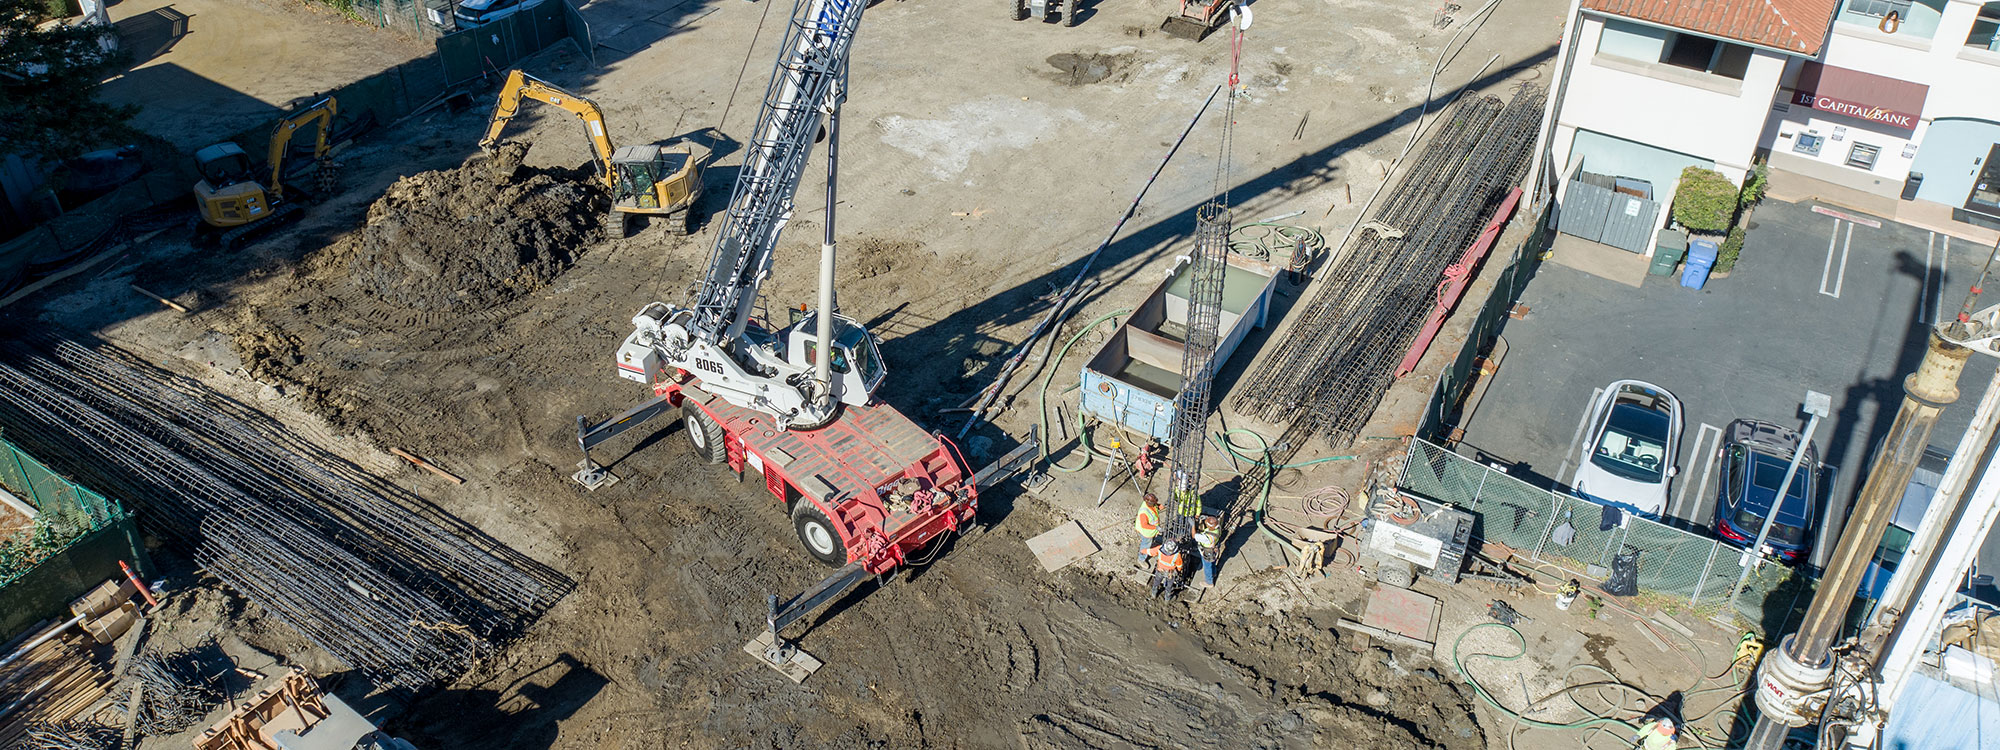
[1680,237,1719,290]
[1080,253,1281,439]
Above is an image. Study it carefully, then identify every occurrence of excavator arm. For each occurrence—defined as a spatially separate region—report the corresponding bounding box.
[265,96,337,203]
[481,69,618,188]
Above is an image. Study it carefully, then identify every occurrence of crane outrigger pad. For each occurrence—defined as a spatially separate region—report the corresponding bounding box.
[745,630,824,683]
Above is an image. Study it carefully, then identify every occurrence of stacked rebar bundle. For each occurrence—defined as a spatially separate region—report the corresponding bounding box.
[0,334,572,694]
[1234,86,1546,448]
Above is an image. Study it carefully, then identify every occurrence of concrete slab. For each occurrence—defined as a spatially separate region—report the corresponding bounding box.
[1547,234,1649,288]
[1361,586,1439,643]
[1025,521,1100,573]
[1768,167,2000,246]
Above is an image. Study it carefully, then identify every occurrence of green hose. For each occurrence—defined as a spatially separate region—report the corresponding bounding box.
[1452,622,1641,733]
[1210,430,1356,468]
[1038,309,1132,473]
[1210,427,1307,563]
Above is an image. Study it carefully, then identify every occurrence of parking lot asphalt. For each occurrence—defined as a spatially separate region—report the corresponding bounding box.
[1458,197,1998,570]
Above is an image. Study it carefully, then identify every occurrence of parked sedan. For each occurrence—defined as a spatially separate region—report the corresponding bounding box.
[453,0,549,29]
[1712,419,1822,563]
[1571,380,1683,518]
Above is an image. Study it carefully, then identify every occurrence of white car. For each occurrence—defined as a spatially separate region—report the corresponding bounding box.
[453,0,550,29]
[1570,380,1683,518]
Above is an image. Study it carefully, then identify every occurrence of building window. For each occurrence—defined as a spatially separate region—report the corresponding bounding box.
[1839,0,1950,39]
[1845,0,1913,17]
[1970,2,2000,51]
[1597,19,1670,60]
[1657,32,1753,79]
[1847,143,1882,170]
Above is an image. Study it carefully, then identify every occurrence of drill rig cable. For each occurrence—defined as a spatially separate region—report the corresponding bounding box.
[956,85,1224,441]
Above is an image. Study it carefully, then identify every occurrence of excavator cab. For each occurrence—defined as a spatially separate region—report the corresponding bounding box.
[192,96,339,246]
[607,143,706,238]
[193,142,272,229]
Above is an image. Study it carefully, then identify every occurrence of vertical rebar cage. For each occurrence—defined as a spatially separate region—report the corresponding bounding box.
[1166,202,1232,534]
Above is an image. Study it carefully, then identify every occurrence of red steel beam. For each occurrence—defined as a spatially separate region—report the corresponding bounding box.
[1395,186,1523,378]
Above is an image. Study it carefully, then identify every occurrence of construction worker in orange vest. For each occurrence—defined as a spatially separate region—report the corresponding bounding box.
[1145,539,1189,600]
[1134,493,1164,567]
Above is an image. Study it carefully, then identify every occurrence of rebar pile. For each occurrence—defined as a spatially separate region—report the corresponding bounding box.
[9,721,118,750]
[122,646,221,736]
[1234,86,1546,448]
[0,333,573,694]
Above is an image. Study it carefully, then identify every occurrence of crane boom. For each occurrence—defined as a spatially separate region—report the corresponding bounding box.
[695,0,866,344]
[608,0,880,430]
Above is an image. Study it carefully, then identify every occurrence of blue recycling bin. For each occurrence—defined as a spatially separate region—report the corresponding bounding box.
[1681,237,1719,289]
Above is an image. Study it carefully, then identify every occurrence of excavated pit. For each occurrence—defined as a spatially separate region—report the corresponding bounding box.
[344,145,606,311]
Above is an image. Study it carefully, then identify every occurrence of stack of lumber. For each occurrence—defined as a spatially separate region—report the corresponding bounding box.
[0,624,116,745]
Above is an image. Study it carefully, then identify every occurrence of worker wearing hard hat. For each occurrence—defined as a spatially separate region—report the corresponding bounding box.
[1633,716,1677,750]
[1134,493,1164,567]
[1192,515,1224,587]
[1145,539,1188,600]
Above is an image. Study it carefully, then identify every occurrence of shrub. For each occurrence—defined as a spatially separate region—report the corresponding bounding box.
[1672,166,1738,235]
[1716,225,1745,274]
[1739,164,1770,209]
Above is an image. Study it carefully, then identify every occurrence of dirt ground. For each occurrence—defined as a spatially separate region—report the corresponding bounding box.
[15,0,1590,746]
[99,0,431,150]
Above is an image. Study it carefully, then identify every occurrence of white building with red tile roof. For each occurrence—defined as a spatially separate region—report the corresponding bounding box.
[1541,0,2000,256]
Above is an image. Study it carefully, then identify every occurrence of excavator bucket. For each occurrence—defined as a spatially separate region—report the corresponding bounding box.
[483,141,531,180]
[1160,13,1217,41]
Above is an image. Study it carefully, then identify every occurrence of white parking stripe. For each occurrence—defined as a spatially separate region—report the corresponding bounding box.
[1834,222,1854,298]
[1558,386,1603,484]
[1674,423,1723,522]
[1820,219,1843,297]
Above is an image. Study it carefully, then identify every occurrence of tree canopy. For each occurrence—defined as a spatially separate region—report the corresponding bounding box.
[0,0,137,160]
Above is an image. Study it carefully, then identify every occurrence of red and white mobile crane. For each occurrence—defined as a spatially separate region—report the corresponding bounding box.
[571,0,1033,680]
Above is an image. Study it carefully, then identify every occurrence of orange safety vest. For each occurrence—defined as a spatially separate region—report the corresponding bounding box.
[1135,505,1161,537]
[1152,549,1185,572]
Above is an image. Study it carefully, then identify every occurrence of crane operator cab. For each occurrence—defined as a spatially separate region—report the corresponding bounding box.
[193,143,269,228]
[782,310,886,406]
[607,142,707,237]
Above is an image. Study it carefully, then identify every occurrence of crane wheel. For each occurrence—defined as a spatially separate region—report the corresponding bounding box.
[1063,0,1080,26]
[791,501,847,566]
[683,403,727,464]
[1012,0,1028,20]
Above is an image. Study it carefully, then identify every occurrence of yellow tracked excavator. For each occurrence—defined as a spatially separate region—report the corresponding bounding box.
[481,69,708,238]
[193,96,342,249]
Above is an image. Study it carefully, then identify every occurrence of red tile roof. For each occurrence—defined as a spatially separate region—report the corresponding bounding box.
[1582,0,1840,55]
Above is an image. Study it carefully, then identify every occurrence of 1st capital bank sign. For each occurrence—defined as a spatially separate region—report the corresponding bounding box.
[1793,90,1918,130]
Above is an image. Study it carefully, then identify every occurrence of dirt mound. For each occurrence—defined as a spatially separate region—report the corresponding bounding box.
[346,147,606,310]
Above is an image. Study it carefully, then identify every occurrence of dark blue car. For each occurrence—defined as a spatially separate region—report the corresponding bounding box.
[1712,419,1821,563]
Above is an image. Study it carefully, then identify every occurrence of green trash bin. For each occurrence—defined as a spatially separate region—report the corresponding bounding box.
[1650,229,1688,276]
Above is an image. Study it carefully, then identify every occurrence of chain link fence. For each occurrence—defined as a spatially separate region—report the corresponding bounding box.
[0,433,126,587]
[1399,438,1816,634]
[0,433,149,639]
